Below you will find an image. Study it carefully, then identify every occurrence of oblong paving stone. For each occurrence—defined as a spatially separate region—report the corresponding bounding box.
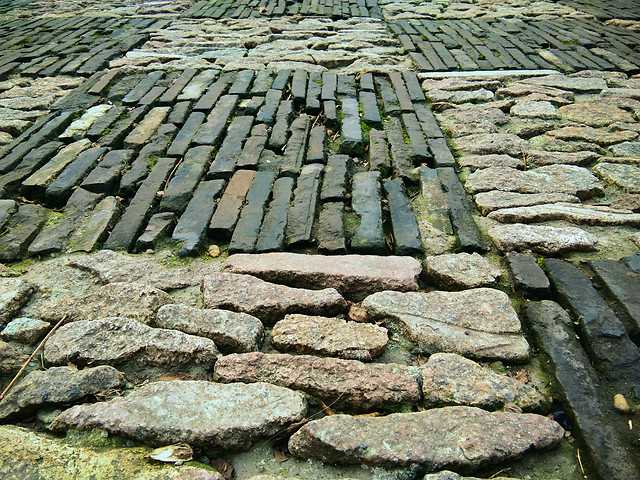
[487,202,640,226]
[201,273,347,324]
[39,282,173,325]
[156,304,264,354]
[43,317,219,379]
[425,253,501,289]
[421,353,549,412]
[465,165,604,200]
[0,366,126,420]
[424,472,532,480]
[473,191,580,215]
[363,289,530,362]
[454,133,529,156]
[215,352,419,412]
[288,406,564,470]
[223,253,421,301]
[52,380,307,450]
[271,314,388,361]
[593,162,640,194]
[488,223,598,255]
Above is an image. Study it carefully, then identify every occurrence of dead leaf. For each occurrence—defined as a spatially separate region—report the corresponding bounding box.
[514,369,530,384]
[273,447,290,463]
[145,443,193,464]
[210,458,234,480]
[348,303,368,323]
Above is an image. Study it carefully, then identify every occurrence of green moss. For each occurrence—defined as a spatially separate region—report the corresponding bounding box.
[63,429,133,449]
[101,127,111,136]
[536,256,547,271]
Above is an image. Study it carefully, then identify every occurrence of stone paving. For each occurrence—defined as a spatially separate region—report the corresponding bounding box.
[1,0,640,479]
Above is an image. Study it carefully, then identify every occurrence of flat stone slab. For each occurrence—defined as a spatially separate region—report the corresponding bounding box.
[424,473,534,480]
[271,314,388,361]
[201,273,347,324]
[52,380,307,450]
[0,278,37,327]
[0,366,126,420]
[506,253,550,299]
[69,250,222,290]
[40,282,173,325]
[44,317,219,380]
[473,191,580,215]
[156,304,264,354]
[1,317,49,344]
[488,223,598,254]
[363,288,530,362]
[215,352,419,412]
[425,253,501,289]
[459,154,524,170]
[488,202,640,226]
[0,425,224,480]
[454,133,529,156]
[288,406,564,470]
[421,353,549,412]
[593,162,640,193]
[465,165,604,199]
[223,253,421,301]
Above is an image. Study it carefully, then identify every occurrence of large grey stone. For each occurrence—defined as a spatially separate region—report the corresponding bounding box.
[215,352,419,412]
[44,317,219,379]
[593,162,640,193]
[0,317,49,344]
[201,273,347,324]
[69,250,222,290]
[454,133,529,156]
[288,407,564,470]
[465,165,604,199]
[0,278,37,327]
[271,314,388,361]
[425,253,501,289]
[223,253,421,301]
[40,282,173,325]
[52,380,307,450]
[363,289,530,362]
[0,425,224,480]
[488,202,640,226]
[473,191,580,215]
[488,223,598,254]
[156,304,264,354]
[421,353,549,412]
[0,366,126,420]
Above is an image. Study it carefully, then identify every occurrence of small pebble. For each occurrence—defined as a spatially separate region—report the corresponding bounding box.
[208,245,221,258]
[614,393,631,413]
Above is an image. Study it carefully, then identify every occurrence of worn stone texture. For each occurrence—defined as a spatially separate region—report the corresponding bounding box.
[363,289,530,362]
[0,366,126,420]
[44,317,219,379]
[288,406,564,471]
[425,253,501,289]
[487,202,640,226]
[39,282,173,325]
[454,133,529,156]
[0,278,37,327]
[271,314,388,361]
[488,223,598,254]
[0,425,225,480]
[421,353,549,412]
[215,352,420,412]
[593,162,640,193]
[0,317,50,344]
[473,191,580,215]
[223,253,421,301]
[69,250,223,290]
[52,380,307,450]
[201,273,347,324]
[465,165,604,199]
[156,304,264,354]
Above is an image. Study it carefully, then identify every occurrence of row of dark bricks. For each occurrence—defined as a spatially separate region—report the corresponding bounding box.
[0,16,169,80]
[392,17,640,72]
[0,0,36,15]
[182,0,382,19]
[508,251,640,480]
[0,67,484,260]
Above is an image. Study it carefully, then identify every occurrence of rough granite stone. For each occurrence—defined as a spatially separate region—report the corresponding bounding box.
[0,366,126,420]
[454,134,529,156]
[271,314,388,361]
[363,289,530,362]
[39,282,173,325]
[0,317,49,344]
[215,352,419,412]
[473,191,580,215]
[488,223,599,254]
[421,353,549,412]
[44,317,219,379]
[52,380,307,450]
[223,253,421,301]
[488,202,640,226]
[425,253,501,289]
[288,406,564,470]
[0,278,37,327]
[201,273,347,324]
[156,304,264,354]
[593,162,640,193]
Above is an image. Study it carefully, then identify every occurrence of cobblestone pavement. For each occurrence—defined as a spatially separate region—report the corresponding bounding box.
[1,1,640,480]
